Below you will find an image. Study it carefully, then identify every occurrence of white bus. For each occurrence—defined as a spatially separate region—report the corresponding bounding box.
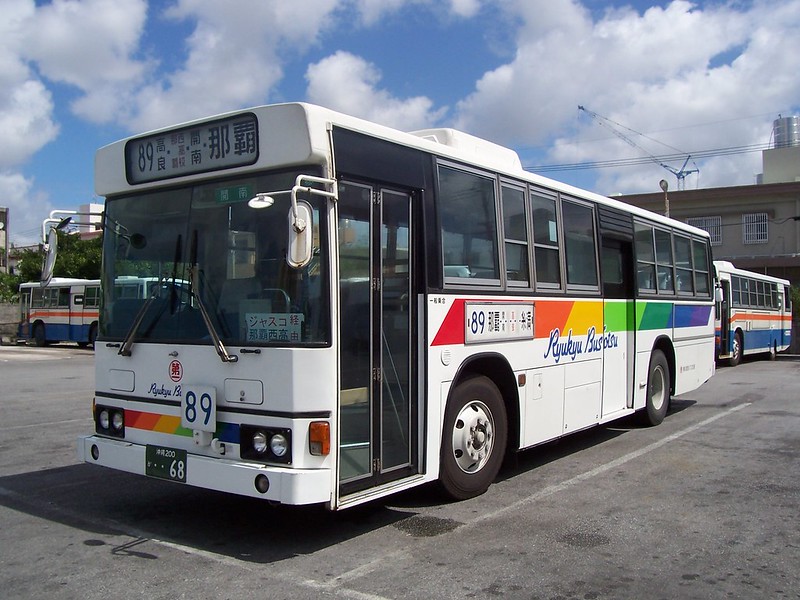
[713,261,792,365]
[76,103,715,509]
[18,278,100,347]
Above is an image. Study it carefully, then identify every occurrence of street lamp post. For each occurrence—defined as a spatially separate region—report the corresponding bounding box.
[659,179,669,218]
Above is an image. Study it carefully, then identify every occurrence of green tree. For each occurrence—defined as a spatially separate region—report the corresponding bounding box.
[16,232,103,282]
[0,271,21,302]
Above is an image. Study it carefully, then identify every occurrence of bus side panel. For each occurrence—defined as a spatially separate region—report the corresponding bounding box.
[521,366,565,448]
[672,303,715,395]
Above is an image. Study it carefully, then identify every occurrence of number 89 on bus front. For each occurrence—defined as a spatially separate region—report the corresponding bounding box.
[180,385,217,432]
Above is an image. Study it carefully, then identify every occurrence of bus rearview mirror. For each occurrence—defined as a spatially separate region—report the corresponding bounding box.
[287,201,313,268]
[41,227,58,286]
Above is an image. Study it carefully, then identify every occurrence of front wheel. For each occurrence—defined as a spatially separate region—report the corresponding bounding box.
[639,349,670,426]
[729,331,742,367]
[32,322,47,347]
[439,375,507,501]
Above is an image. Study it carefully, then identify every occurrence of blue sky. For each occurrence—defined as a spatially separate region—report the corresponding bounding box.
[3,0,799,244]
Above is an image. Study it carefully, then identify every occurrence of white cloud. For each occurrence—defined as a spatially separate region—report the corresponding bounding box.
[352,0,482,25]
[305,50,447,131]
[454,0,800,193]
[21,0,150,125]
[0,171,53,246]
[126,0,340,132]
[0,0,59,168]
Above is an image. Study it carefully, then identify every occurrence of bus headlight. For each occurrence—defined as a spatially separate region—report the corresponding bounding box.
[98,409,110,430]
[240,425,292,464]
[252,431,268,454]
[111,411,124,432]
[95,404,125,438]
[270,434,288,457]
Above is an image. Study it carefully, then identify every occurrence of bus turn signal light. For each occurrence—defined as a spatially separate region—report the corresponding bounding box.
[309,422,330,456]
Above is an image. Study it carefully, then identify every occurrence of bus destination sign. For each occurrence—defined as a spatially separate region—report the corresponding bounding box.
[464,302,534,344]
[125,113,259,184]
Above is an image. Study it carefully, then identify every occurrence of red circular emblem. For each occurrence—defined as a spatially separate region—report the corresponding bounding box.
[169,360,183,382]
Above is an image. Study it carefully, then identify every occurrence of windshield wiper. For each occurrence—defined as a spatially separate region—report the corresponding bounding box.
[118,276,165,357]
[188,230,238,363]
[118,234,182,357]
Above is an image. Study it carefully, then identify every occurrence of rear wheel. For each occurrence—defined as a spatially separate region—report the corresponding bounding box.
[729,331,742,367]
[640,349,670,426]
[439,375,507,500]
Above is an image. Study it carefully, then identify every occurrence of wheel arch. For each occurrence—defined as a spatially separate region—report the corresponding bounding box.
[450,352,520,455]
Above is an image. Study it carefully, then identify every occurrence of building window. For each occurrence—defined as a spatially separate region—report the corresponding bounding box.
[687,216,722,246]
[742,213,768,244]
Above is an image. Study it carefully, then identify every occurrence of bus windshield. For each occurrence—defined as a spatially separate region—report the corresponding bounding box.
[101,169,329,346]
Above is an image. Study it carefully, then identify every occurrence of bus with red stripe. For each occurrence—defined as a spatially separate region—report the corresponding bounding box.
[74,103,715,509]
[18,278,100,347]
[713,261,792,365]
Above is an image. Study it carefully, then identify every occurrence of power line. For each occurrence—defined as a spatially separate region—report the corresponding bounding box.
[526,141,771,173]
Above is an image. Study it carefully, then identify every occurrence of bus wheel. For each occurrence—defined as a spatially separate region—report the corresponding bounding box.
[32,323,47,347]
[439,375,507,501]
[729,332,742,367]
[640,349,670,426]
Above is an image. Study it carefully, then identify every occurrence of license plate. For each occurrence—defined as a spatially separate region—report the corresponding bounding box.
[145,445,187,483]
[180,385,217,432]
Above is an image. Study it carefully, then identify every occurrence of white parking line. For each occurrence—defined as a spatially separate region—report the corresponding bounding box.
[472,402,751,526]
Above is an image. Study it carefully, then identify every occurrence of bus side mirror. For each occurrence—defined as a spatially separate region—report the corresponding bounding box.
[287,201,313,269]
[41,227,58,286]
[714,286,723,303]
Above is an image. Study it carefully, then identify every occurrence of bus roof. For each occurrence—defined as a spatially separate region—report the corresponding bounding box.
[95,102,709,239]
[19,278,100,289]
[713,260,790,286]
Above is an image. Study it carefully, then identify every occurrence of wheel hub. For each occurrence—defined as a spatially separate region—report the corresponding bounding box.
[452,401,495,474]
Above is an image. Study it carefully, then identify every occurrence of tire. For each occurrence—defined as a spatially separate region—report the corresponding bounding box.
[729,331,742,367]
[32,322,47,347]
[640,349,670,426]
[439,375,507,501]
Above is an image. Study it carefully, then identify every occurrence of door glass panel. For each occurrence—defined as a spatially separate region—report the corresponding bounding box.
[381,190,411,471]
[338,183,372,482]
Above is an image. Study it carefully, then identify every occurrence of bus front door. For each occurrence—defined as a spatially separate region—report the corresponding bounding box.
[337,181,416,498]
[719,280,731,358]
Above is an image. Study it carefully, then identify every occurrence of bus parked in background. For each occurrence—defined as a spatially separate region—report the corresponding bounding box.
[713,261,792,365]
[75,103,715,510]
[18,278,100,347]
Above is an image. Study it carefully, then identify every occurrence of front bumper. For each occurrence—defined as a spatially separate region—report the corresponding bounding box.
[77,435,332,506]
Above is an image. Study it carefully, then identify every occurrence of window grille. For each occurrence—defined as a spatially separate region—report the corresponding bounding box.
[686,216,721,246]
[742,213,768,244]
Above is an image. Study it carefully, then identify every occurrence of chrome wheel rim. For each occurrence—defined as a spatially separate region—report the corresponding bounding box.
[451,401,495,474]
[650,364,666,411]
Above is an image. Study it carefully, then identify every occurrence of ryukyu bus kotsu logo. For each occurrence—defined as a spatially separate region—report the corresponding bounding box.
[169,360,183,382]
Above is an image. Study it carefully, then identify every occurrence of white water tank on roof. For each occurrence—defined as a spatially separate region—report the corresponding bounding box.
[773,116,800,148]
